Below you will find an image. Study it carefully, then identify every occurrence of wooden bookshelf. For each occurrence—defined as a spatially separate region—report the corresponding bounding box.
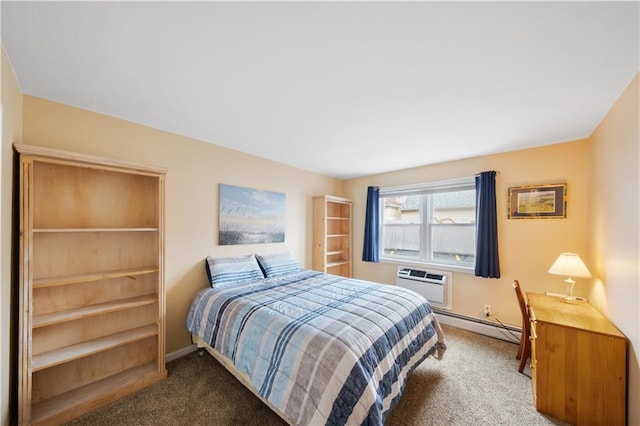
[312,195,352,277]
[16,144,168,425]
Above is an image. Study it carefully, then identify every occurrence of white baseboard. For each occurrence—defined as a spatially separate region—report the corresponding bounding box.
[166,344,197,362]
[433,309,522,344]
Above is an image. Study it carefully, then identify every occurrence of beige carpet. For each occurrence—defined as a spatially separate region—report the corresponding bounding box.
[66,325,566,425]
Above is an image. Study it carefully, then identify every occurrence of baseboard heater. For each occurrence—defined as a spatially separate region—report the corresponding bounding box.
[431,307,522,344]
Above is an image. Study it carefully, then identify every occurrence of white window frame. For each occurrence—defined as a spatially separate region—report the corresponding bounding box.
[378,176,476,272]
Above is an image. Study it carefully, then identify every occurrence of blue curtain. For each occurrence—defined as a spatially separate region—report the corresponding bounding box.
[362,186,380,262]
[475,171,501,278]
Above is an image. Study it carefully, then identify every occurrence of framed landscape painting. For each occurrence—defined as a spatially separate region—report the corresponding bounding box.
[508,183,566,219]
[219,184,285,245]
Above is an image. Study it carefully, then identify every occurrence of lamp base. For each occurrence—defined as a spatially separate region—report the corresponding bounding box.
[562,278,577,304]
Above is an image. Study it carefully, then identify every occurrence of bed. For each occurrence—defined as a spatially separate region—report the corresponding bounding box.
[186,253,446,426]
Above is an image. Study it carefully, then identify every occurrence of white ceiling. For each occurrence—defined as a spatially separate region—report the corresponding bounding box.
[2,1,638,179]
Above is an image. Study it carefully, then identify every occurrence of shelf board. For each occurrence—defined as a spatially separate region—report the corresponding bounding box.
[326,250,346,256]
[327,216,350,220]
[327,234,349,238]
[32,324,158,372]
[327,260,350,267]
[34,266,159,288]
[33,295,157,329]
[33,227,158,233]
[31,362,162,425]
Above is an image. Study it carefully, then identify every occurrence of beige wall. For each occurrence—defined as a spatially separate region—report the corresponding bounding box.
[1,45,24,426]
[3,46,637,424]
[344,140,590,328]
[587,72,639,425]
[344,73,640,423]
[20,95,343,356]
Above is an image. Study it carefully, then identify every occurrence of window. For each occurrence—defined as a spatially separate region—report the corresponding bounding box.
[380,177,476,268]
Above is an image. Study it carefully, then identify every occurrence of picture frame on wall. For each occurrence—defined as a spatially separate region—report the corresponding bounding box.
[508,183,567,219]
[219,183,286,245]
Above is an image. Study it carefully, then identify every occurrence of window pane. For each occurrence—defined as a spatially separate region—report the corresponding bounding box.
[382,195,421,258]
[429,190,476,265]
[378,179,477,268]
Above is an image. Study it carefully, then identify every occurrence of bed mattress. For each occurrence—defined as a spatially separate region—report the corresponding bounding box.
[186,269,446,426]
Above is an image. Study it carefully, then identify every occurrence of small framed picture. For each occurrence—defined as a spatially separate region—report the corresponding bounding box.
[508,183,566,219]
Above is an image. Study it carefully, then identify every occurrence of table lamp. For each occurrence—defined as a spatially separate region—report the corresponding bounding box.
[548,252,592,303]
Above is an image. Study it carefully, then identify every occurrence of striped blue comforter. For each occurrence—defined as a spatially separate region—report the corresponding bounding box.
[186,270,446,426]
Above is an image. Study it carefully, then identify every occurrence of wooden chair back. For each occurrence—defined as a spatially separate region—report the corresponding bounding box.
[512,280,531,373]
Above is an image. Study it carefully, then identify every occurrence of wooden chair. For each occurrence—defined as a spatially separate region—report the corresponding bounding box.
[513,280,531,373]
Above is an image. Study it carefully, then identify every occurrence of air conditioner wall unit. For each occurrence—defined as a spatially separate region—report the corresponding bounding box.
[395,267,451,309]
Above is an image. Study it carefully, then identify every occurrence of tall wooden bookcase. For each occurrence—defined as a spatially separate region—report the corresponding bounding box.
[15,144,168,425]
[312,195,352,277]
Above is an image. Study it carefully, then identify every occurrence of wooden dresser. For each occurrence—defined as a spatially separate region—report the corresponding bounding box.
[527,293,626,425]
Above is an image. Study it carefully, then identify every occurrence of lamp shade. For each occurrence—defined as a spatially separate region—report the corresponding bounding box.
[548,253,592,278]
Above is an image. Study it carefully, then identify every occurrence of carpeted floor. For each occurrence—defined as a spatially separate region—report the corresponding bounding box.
[66,324,566,426]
